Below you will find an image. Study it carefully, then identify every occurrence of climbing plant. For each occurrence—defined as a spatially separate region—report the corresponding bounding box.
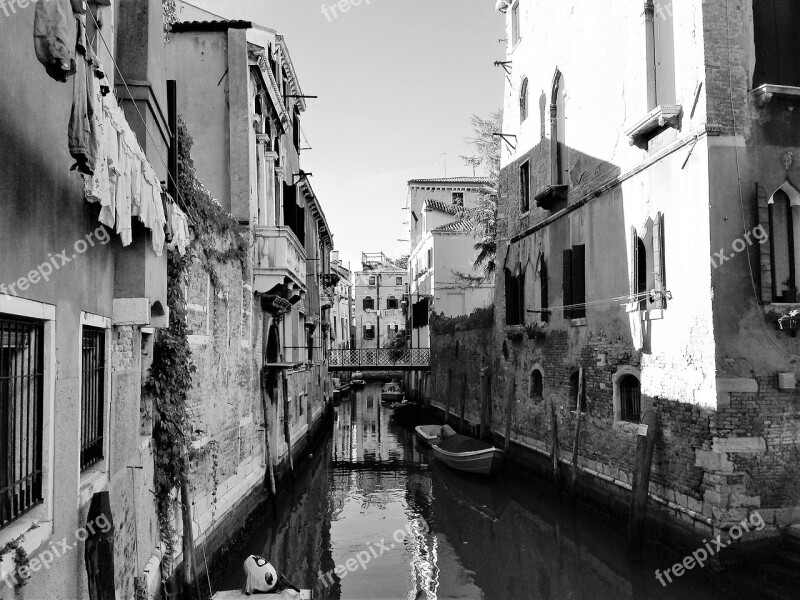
[144,117,249,585]
[163,0,178,41]
[175,117,248,289]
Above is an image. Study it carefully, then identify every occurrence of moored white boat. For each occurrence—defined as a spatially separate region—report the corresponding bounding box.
[415,424,443,447]
[431,433,504,475]
[381,380,404,402]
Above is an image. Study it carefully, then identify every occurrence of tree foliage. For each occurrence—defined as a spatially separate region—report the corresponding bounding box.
[458,111,502,280]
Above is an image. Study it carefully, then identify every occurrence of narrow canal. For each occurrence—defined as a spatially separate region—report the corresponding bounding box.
[215,382,756,600]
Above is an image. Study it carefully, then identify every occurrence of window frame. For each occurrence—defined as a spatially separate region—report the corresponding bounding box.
[511,1,521,47]
[79,320,109,472]
[520,160,531,213]
[520,77,529,123]
[0,295,55,557]
[362,296,375,311]
[613,366,643,423]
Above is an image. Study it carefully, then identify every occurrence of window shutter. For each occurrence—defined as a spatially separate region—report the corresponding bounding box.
[563,249,573,319]
[653,214,666,308]
[757,182,774,303]
[572,245,586,318]
[518,269,526,324]
[654,0,676,105]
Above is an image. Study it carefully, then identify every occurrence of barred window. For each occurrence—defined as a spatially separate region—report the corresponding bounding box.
[81,327,106,471]
[1,316,44,528]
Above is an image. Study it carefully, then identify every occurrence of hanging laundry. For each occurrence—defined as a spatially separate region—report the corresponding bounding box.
[83,75,109,206]
[68,13,97,175]
[166,203,191,256]
[98,102,122,228]
[33,0,77,82]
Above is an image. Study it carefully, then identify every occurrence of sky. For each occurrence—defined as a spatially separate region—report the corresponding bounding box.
[184,0,506,270]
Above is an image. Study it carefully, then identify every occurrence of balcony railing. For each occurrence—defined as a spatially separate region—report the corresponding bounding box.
[254,226,307,296]
[329,348,431,369]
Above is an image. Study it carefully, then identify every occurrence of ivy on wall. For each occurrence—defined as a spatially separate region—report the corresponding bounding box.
[143,116,249,585]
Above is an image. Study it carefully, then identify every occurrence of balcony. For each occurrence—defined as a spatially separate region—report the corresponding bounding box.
[254,226,307,304]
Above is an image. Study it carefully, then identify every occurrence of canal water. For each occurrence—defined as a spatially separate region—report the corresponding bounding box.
[215,382,756,600]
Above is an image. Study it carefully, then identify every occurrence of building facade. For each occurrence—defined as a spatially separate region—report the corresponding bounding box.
[168,0,336,537]
[407,178,495,351]
[428,0,800,541]
[329,254,353,350]
[0,1,180,598]
[352,253,407,349]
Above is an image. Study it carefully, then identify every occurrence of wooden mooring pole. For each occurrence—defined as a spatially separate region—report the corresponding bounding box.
[628,410,658,559]
[570,367,584,495]
[260,368,277,495]
[503,379,516,453]
[445,369,453,426]
[479,367,489,440]
[460,374,466,433]
[551,401,560,489]
[282,371,294,479]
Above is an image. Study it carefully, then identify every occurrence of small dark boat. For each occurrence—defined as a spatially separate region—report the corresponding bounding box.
[432,430,504,475]
[381,380,404,402]
[214,591,310,599]
[351,372,366,388]
[332,377,350,399]
[390,400,419,425]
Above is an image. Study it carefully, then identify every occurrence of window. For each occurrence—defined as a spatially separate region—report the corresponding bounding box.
[293,109,301,151]
[81,326,105,470]
[569,371,586,412]
[307,329,314,362]
[520,161,530,212]
[511,1,520,46]
[504,267,525,325]
[364,324,375,340]
[530,369,543,400]
[645,0,676,109]
[768,189,796,302]
[452,192,464,206]
[753,1,800,88]
[427,248,433,270]
[387,296,399,310]
[396,277,403,286]
[412,299,429,328]
[563,245,586,319]
[630,215,666,310]
[619,375,642,422]
[525,254,549,323]
[1,316,44,528]
[363,296,375,311]
[368,276,376,286]
[388,324,399,337]
[520,78,529,123]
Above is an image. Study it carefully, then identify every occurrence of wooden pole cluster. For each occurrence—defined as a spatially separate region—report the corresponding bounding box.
[550,402,560,488]
[503,378,516,453]
[628,410,658,559]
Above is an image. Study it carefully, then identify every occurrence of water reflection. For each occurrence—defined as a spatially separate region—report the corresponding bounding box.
[216,383,753,600]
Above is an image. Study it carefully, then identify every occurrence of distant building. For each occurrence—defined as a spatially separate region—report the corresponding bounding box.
[329,253,352,349]
[407,178,495,350]
[353,253,408,349]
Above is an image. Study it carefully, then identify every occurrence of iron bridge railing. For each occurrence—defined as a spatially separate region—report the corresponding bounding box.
[329,348,431,368]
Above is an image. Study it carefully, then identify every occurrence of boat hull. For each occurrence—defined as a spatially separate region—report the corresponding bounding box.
[415,425,442,448]
[381,392,404,402]
[213,590,311,599]
[431,445,504,475]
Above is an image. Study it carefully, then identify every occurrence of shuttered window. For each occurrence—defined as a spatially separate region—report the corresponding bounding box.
[520,78,529,123]
[520,161,530,212]
[753,0,800,87]
[505,268,525,325]
[653,0,676,106]
[563,245,586,319]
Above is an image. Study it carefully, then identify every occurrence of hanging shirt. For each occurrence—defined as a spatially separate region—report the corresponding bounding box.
[83,75,109,206]
[33,0,77,82]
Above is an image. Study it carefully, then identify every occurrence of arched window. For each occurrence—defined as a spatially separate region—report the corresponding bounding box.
[387,296,399,310]
[619,375,641,422]
[504,267,525,325]
[363,296,375,310]
[530,369,543,400]
[520,78,529,123]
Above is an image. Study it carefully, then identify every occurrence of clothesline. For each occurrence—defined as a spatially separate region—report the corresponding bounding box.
[524,290,668,314]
